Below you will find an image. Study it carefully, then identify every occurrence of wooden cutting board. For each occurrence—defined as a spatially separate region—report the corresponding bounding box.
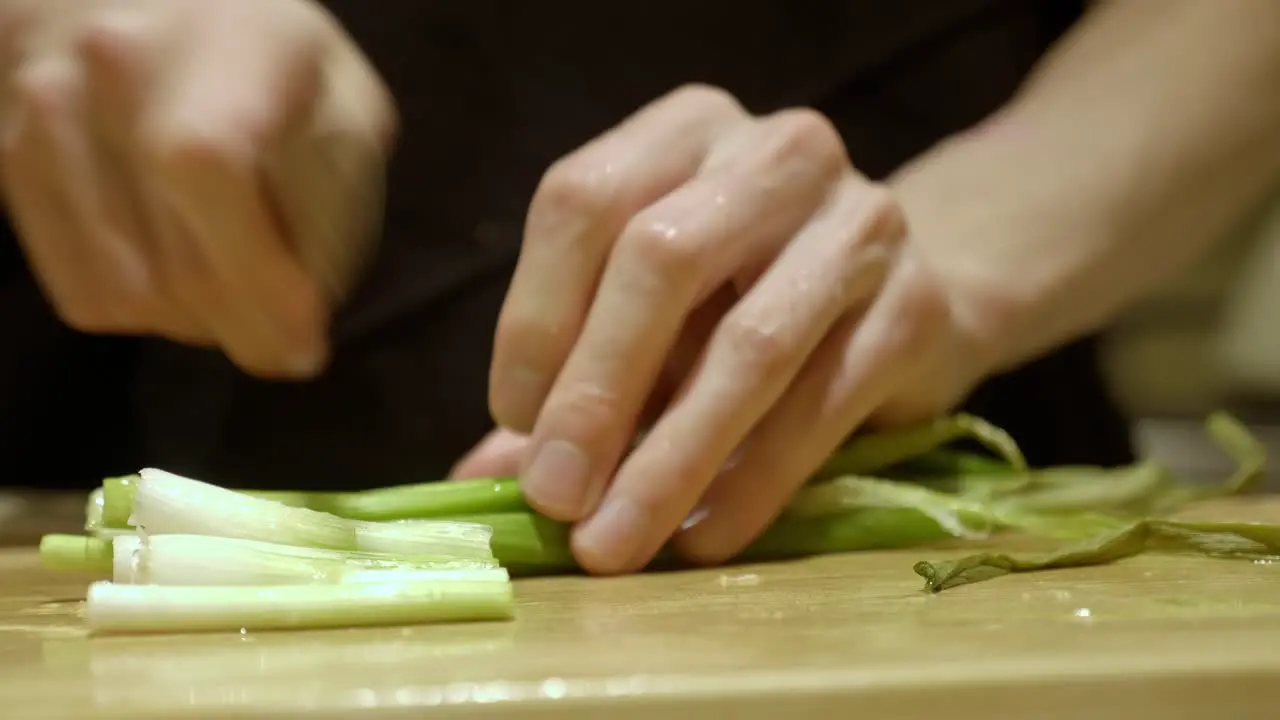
[3,498,1280,720]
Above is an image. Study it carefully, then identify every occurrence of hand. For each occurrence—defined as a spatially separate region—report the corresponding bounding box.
[484,85,1000,574]
[1,0,395,377]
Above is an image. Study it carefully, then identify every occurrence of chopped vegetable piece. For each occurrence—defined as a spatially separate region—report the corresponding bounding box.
[40,534,112,574]
[111,534,504,586]
[130,469,496,561]
[86,580,515,634]
[99,476,137,529]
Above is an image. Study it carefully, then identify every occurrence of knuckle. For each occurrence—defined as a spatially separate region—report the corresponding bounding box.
[664,83,744,118]
[74,11,148,66]
[542,382,625,430]
[834,183,907,262]
[719,314,794,378]
[11,60,77,120]
[619,213,707,280]
[531,153,621,225]
[493,308,573,361]
[142,123,249,180]
[766,108,846,166]
[142,104,281,179]
[861,184,908,241]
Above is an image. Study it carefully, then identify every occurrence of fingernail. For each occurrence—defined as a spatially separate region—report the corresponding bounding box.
[494,366,549,430]
[575,497,650,573]
[521,439,590,519]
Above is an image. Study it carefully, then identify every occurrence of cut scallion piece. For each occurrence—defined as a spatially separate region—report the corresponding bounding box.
[40,534,113,574]
[129,469,496,561]
[111,534,503,586]
[86,580,515,634]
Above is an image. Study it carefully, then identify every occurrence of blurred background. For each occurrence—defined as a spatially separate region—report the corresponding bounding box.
[1106,191,1280,486]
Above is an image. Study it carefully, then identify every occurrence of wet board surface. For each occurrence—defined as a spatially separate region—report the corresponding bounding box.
[2,497,1280,719]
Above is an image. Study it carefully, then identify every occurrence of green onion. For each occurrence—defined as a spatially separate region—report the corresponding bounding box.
[111,534,505,586]
[40,534,113,574]
[86,579,515,634]
[315,477,529,521]
[129,469,496,561]
[42,410,1271,631]
[818,414,1027,478]
[915,411,1272,591]
[915,517,1280,592]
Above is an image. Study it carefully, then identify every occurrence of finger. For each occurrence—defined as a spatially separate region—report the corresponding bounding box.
[76,12,208,342]
[570,176,903,574]
[142,17,328,377]
[1,56,148,333]
[520,109,843,525]
[448,429,530,480]
[639,284,738,425]
[490,84,743,433]
[674,254,948,564]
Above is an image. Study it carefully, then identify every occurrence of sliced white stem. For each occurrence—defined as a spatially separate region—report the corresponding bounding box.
[132,469,354,548]
[112,534,503,586]
[132,469,495,561]
[86,580,515,634]
[354,519,494,560]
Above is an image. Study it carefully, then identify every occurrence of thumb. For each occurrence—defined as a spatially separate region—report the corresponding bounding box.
[449,428,531,480]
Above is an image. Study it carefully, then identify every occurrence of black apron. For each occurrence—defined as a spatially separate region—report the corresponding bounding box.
[0,0,1132,490]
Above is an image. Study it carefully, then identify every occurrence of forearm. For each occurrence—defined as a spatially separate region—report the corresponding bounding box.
[892,0,1280,375]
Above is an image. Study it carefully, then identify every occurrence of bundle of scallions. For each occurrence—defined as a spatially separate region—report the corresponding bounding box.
[39,412,1274,636]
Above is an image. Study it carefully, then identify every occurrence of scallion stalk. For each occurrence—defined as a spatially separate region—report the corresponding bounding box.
[315,477,528,521]
[40,534,113,574]
[129,469,496,561]
[110,534,504,586]
[86,580,515,634]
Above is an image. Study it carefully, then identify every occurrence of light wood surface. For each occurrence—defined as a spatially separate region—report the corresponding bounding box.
[3,498,1280,719]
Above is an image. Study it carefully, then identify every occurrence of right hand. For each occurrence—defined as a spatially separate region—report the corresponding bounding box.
[0,0,396,377]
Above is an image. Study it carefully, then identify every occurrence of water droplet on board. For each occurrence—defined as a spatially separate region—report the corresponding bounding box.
[718,573,760,588]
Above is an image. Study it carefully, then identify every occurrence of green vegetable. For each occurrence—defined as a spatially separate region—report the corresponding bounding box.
[40,534,113,573]
[314,477,529,521]
[54,411,1271,614]
[914,411,1271,592]
[85,579,515,634]
[818,414,1026,479]
[111,534,505,586]
[916,518,1280,592]
[127,469,497,561]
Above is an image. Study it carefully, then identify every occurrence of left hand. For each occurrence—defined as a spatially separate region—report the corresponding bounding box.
[463,84,997,574]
